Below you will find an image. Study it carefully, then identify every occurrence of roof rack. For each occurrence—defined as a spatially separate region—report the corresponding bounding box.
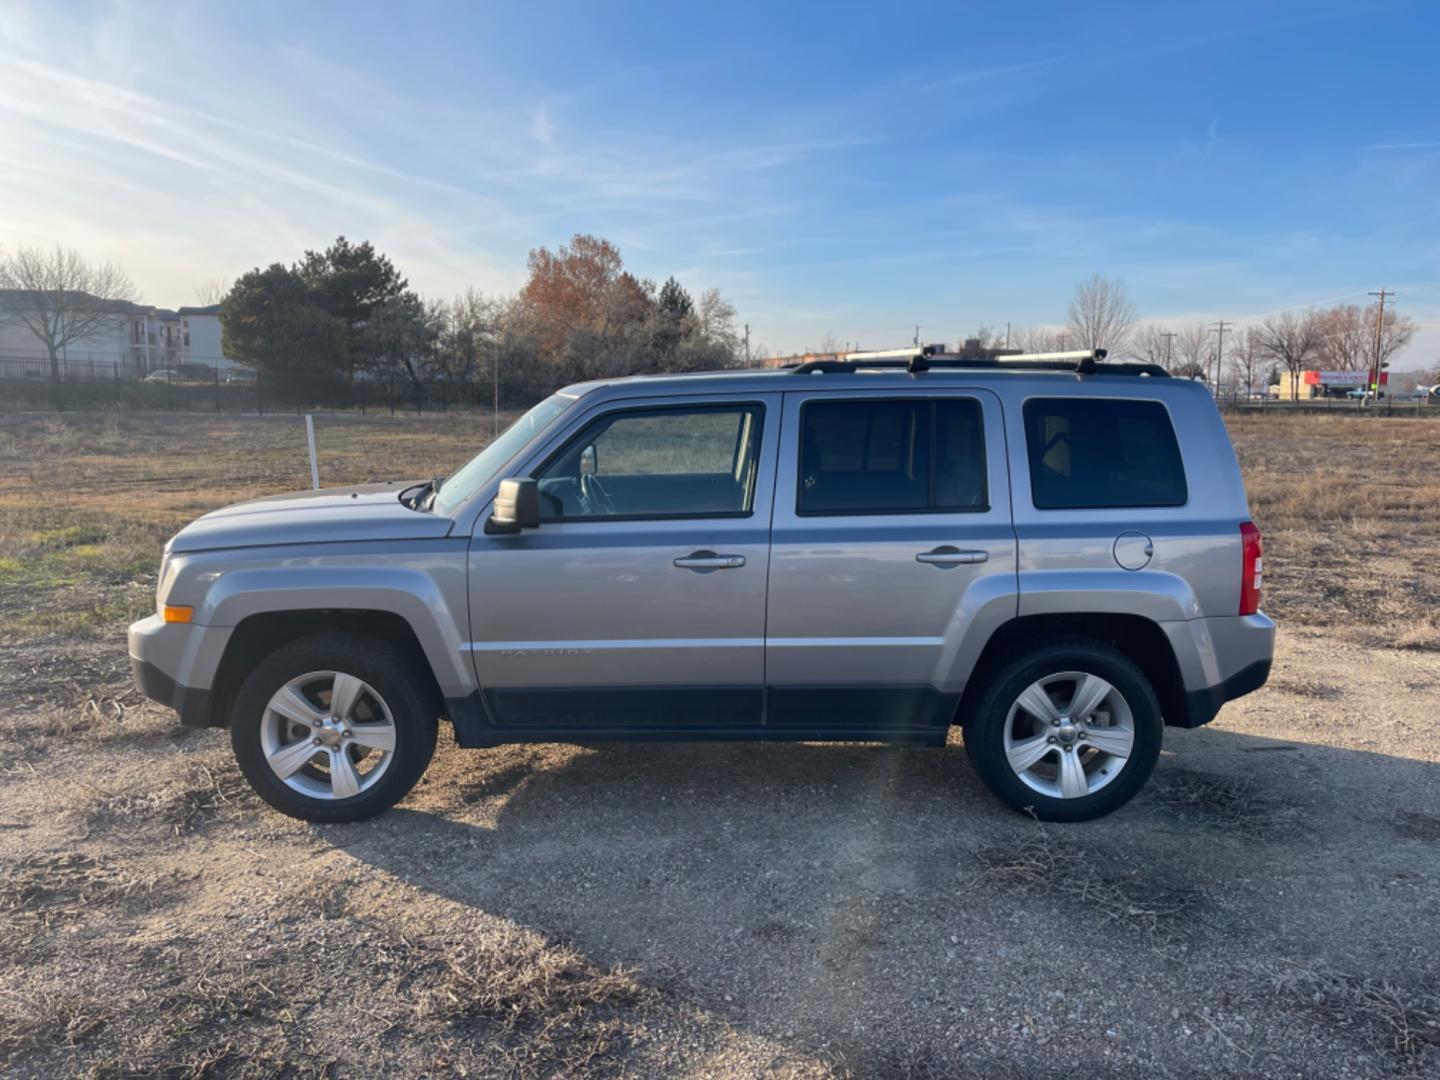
[786,346,1169,378]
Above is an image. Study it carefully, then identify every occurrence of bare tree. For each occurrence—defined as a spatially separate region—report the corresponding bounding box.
[1314,302,1416,376]
[1010,325,1069,353]
[1255,310,1323,399]
[1315,305,1369,371]
[695,287,739,355]
[1066,274,1138,358]
[1134,325,1173,370]
[194,277,232,307]
[1227,326,1264,395]
[0,245,137,378]
[1172,322,1211,380]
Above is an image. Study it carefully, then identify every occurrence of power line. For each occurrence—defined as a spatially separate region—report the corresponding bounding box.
[1211,320,1231,386]
[1160,331,1176,371]
[1366,289,1393,406]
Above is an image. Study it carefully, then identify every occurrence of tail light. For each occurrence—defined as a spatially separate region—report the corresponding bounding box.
[1239,521,1263,615]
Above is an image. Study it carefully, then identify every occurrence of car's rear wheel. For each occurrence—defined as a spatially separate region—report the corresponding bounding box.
[964,637,1162,821]
[230,634,438,823]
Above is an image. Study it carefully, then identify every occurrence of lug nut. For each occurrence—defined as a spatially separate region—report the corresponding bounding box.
[312,737,322,746]
[1047,736,1057,744]
[342,729,351,738]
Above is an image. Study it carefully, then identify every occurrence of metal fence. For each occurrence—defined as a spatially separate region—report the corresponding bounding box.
[0,355,557,415]
[1213,388,1440,416]
[5,354,1437,419]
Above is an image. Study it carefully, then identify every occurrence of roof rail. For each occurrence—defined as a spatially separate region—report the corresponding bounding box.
[786,347,1169,378]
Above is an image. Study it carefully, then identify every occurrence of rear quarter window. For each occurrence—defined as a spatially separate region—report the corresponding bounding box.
[1023,397,1187,509]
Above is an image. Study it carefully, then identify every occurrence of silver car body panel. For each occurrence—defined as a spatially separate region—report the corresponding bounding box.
[763,386,1017,736]
[464,391,781,732]
[167,484,451,553]
[129,366,1274,743]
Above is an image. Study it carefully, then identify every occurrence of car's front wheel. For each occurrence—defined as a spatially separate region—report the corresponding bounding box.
[964,637,1162,821]
[230,634,439,823]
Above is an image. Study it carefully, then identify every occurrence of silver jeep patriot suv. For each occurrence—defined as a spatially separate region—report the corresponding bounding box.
[129,348,1273,823]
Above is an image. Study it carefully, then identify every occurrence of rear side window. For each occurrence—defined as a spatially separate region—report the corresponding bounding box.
[1023,398,1187,509]
[798,398,987,514]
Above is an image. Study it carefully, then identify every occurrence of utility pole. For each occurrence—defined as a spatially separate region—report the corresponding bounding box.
[1366,290,1392,406]
[1211,320,1231,389]
[913,325,920,347]
[1005,321,1011,349]
[1160,331,1176,371]
[743,323,751,365]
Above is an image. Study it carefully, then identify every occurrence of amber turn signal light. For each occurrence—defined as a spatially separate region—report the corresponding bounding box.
[162,605,194,624]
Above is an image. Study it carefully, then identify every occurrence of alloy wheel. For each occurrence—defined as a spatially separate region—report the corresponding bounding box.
[259,670,398,800]
[1001,670,1135,799]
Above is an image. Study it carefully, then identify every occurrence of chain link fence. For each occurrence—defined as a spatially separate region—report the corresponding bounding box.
[0,355,569,416]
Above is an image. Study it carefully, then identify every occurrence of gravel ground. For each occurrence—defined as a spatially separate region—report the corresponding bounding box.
[2,628,1437,1078]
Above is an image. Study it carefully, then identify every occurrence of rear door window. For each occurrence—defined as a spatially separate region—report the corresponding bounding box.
[798,398,987,514]
[1023,398,1187,509]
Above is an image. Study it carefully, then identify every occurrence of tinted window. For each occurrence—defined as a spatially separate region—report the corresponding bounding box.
[1023,398,1186,509]
[536,405,762,519]
[798,398,987,514]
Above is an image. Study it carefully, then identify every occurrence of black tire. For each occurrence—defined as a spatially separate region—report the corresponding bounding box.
[230,634,439,823]
[963,636,1162,822]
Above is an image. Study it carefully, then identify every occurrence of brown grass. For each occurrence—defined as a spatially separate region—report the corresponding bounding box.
[1266,962,1440,1064]
[1226,412,1440,648]
[1142,766,1304,839]
[973,824,1200,943]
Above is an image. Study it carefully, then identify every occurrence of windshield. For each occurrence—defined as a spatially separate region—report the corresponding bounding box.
[431,394,576,516]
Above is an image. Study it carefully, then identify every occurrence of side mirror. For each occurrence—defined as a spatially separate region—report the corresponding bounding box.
[485,477,540,535]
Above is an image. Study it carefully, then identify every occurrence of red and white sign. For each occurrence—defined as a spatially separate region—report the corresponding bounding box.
[1302,370,1389,386]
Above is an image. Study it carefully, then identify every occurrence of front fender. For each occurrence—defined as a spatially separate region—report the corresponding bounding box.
[200,564,475,699]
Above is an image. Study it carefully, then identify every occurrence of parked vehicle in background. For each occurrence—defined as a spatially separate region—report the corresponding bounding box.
[129,347,1275,824]
[175,362,215,382]
[145,364,215,385]
[225,368,257,385]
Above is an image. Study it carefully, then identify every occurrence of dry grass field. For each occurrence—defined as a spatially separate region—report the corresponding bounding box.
[1,409,1438,1078]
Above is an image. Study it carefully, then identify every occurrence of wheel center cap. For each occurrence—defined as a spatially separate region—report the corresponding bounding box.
[1056,719,1079,745]
[317,722,344,748]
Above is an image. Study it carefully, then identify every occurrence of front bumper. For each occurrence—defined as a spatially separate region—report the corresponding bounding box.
[131,655,214,727]
[128,614,223,727]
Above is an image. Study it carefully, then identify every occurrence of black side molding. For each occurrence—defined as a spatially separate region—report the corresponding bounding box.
[1176,658,1272,729]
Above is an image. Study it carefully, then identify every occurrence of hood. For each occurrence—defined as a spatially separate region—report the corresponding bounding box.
[169,482,454,553]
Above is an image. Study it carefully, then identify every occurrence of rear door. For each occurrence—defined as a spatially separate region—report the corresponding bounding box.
[764,387,1016,740]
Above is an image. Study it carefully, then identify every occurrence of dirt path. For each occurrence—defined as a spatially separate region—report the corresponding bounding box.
[3,628,1437,1078]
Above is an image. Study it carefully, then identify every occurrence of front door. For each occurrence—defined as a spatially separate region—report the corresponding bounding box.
[765,388,1017,740]
[467,393,780,736]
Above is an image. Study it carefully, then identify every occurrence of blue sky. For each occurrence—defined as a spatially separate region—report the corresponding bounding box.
[2,0,1437,366]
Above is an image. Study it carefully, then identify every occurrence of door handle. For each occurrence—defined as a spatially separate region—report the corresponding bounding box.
[916,546,989,566]
[674,550,746,570]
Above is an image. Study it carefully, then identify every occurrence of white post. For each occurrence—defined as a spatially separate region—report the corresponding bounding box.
[305,414,320,490]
